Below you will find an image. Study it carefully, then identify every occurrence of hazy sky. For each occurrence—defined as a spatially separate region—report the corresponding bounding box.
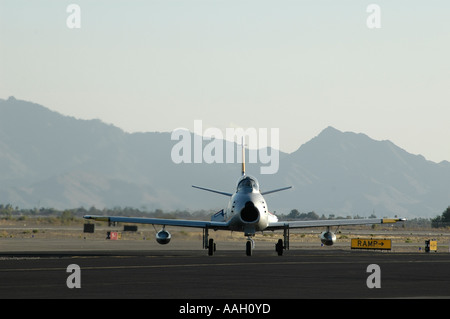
[1,1,449,162]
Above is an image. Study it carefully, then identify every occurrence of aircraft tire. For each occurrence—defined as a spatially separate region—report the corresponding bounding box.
[208,238,214,256]
[276,239,283,256]
[246,240,252,256]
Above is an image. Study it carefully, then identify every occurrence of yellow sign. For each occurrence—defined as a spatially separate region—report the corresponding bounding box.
[425,240,437,252]
[351,238,392,250]
[429,240,437,251]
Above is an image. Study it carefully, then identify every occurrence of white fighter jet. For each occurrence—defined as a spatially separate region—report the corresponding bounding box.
[84,143,405,256]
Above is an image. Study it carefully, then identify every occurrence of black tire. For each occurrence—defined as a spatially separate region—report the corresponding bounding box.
[208,238,214,256]
[276,239,283,256]
[246,240,252,256]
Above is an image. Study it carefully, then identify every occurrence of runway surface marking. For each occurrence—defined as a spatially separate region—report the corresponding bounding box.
[1,255,449,273]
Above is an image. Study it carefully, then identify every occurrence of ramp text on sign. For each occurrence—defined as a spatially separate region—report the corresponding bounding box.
[351,238,391,250]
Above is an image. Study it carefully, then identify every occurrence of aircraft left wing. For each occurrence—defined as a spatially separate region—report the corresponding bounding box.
[266,217,406,230]
[83,215,230,230]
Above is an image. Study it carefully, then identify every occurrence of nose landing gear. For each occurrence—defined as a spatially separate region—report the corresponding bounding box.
[246,237,255,256]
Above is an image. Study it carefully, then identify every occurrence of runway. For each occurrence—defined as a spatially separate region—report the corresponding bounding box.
[1,243,450,300]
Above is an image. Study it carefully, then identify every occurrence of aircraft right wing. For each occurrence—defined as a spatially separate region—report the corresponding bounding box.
[83,215,230,230]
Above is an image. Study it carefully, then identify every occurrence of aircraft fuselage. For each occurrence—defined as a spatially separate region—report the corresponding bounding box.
[224,175,277,236]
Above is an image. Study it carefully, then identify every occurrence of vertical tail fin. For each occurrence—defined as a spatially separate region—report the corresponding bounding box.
[241,137,246,176]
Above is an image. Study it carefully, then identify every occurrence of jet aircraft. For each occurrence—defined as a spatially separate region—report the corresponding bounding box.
[84,142,405,256]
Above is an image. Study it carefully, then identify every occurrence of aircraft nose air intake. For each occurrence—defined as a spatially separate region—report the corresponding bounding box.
[240,201,259,223]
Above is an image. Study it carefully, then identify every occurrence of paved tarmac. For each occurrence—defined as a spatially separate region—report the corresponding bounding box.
[1,239,450,300]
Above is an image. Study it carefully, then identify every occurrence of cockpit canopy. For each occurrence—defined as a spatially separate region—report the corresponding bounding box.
[236,175,260,193]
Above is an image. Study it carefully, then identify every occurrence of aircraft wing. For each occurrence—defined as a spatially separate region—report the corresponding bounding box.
[83,215,230,230]
[266,218,406,230]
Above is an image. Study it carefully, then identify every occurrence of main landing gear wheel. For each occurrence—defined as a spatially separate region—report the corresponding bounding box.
[208,238,216,256]
[275,239,283,256]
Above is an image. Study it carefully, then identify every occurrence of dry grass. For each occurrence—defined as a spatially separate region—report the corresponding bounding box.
[1,218,449,252]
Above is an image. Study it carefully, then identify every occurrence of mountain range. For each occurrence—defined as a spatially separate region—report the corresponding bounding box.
[1,96,449,219]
